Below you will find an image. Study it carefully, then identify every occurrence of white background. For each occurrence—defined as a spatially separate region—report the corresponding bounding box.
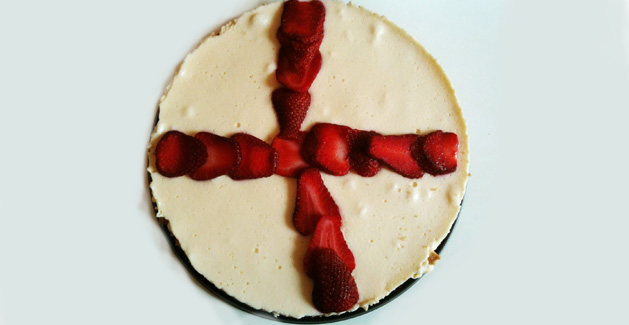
[1,0,628,324]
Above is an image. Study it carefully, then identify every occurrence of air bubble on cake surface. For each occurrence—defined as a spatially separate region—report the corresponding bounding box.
[447,184,462,204]
[155,124,169,134]
[265,63,276,73]
[180,106,196,118]
[320,106,331,117]
[344,29,354,41]
[407,189,420,202]
[370,23,385,43]
[249,12,271,27]
[419,187,433,201]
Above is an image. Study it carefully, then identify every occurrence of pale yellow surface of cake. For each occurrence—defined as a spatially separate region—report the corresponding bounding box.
[148,0,468,318]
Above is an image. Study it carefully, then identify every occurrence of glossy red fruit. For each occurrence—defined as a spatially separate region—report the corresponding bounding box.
[303,215,355,278]
[310,248,359,314]
[190,132,241,180]
[272,88,311,139]
[276,48,322,93]
[293,168,340,235]
[349,130,381,177]
[155,130,207,177]
[272,133,309,177]
[229,133,278,180]
[277,29,322,58]
[302,123,352,176]
[415,131,459,175]
[349,151,380,177]
[278,0,325,45]
[368,134,424,178]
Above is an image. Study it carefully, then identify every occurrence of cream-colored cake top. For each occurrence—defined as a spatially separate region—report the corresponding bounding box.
[148,0,468,318]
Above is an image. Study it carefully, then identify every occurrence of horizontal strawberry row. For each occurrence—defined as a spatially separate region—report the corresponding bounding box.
[154,130,277,180]
[274,123,459,179]
[153,124,458,181]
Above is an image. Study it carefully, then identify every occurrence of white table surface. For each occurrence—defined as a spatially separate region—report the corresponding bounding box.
[1,1,628,324]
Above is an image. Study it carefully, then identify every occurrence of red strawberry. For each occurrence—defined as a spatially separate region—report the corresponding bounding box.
[272,88,311,139]
[415,131,459,175]
[229,133,278,180]
[349,130,381,177]
[349,152,381,177]
[310,248,359,313]
[278,0,325,45]
[277,29,322,58]
[368,134,425,178]
[302,123,352,176]
[154,130,207,177]
[276,48,322,93]
[272,133,310,177]
[293,168,340,235]
[303,215,355,278]
[190,132,241,180]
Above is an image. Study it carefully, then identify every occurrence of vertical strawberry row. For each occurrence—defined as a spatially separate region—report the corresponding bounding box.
[293,168,359,313]
[271,0,325,177]
[275,0,325,93]
[272,0,360,313]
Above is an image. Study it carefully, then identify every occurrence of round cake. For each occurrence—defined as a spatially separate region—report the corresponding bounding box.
[148,0,468,319]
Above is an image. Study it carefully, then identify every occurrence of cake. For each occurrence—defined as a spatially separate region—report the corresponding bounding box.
[147,0,468,319]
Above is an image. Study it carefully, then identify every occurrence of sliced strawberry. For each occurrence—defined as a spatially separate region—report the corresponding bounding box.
[368,134,425,178]
[272,88,311,139]
[276,48,322,93]
[310,248,359,313]
[303,215,355,278]
[272,133,309,177]
[415,131,459,175]
[349,130,381,177]
[277,29,322,58]
[229,133,278,180]
[278,0,325,45]
[293,168,340,235]
[155,130,207,178]
[302,123,352,176]
[349,152,381,177]
[190,132,240,180]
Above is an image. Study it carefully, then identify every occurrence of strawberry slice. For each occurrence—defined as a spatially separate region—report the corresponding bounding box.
[293,168,340,235]
[310,248,359,313]
[303,215,355,278]
[190,132,241,180]
[155,130,207,178]
[272,88,311,139]
[277,29,322,58]
[272,133,309,177]
[276,48,322,93]
[349,152,381,177]
[278,0,325,45]
[349,130,381,177]
[229,133,278,180]
[415,131,459,175]
[302,123,352,176]
[368,134,425,178]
